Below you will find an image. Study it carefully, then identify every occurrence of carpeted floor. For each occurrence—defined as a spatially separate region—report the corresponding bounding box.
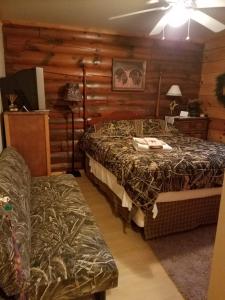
[149,225,216,300]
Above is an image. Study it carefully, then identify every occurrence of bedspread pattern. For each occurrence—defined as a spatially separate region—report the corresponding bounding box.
[81,120,225,211]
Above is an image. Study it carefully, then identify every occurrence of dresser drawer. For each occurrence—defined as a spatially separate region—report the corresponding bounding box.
[173,117,209,140]
[175,119,208,132]
[188,132,208,139]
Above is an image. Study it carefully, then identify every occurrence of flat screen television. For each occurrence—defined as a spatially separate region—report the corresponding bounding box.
[0,67,46,111]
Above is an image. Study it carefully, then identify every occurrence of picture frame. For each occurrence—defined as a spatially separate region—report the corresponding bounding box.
[112,58,147,91]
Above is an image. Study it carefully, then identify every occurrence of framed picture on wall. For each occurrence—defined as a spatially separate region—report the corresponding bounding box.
[112,58,147,91]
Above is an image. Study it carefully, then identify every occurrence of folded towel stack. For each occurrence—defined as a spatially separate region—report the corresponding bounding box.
[132,137,172,151]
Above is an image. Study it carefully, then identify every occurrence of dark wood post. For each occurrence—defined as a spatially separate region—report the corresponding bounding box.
[95,291,106,300]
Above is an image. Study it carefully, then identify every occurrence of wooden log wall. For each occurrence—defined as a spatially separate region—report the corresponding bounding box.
[2,22,203,172]
[200,33,225,143]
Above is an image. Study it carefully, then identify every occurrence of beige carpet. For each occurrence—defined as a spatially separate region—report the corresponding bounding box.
[149,225,216,300]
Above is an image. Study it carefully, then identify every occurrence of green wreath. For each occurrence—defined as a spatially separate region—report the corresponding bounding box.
[216,73,225,105]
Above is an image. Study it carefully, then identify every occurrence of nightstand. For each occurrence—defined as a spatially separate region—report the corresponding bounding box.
[173,117,209,140]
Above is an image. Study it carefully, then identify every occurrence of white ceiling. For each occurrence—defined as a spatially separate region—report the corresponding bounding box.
[1,0,225,42]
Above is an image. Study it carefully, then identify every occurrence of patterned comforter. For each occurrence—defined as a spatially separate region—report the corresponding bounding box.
[81,119,225,212]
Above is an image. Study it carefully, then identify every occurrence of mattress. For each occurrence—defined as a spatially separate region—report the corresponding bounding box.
[87,153,221,228]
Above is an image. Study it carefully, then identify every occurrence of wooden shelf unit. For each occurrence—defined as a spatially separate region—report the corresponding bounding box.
[4,111,51,176]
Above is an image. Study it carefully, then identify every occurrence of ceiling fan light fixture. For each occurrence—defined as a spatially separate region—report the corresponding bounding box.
[110,0,225,37]
[167,3,192,28]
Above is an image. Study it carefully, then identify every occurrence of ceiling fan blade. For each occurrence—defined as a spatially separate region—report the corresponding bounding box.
[146,0,160,4]
[146,0,175,3]
[191,10,225,32]
[195,0,225,8]
[149,11,170,35]
[109,6,169,20]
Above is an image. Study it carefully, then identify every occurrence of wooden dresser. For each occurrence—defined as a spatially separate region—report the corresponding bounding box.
[173,117,209,140]
[4,111,51,176]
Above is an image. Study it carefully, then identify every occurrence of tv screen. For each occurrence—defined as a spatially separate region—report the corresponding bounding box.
[0,67,46,111]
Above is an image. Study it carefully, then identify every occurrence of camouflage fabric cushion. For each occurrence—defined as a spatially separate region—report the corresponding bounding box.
[0,147,31,296]
[142,119,179,136]
[94,120,136,137]
[29,174,118,299]
[92,119,178,138]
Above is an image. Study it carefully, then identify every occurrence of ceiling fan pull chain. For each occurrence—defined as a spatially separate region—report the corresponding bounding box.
[162,25,166,40]
[186,17,191,40]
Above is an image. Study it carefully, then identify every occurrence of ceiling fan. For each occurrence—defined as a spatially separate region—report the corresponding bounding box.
[109,0,225,37]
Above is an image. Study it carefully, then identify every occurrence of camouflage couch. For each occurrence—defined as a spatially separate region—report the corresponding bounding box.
[0,147,118,300]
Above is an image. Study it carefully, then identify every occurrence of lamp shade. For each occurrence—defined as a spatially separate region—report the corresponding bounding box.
[166,85,182,97]
[64,83,82,103]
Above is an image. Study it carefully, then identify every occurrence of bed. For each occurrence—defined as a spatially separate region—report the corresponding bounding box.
[81,119,224,239]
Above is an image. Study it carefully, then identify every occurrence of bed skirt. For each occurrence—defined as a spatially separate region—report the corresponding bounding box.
[85,155,220,239]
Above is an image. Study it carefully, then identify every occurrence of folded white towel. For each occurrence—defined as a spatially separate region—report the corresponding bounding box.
[132,137,172,152]
[133,142,149,151]
[161,144,172,151]
[133,137,161,148]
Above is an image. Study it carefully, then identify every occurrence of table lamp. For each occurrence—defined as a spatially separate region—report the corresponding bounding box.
[167,85,182,115]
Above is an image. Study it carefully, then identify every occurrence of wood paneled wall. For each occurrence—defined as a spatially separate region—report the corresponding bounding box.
[0,23,6,153]
[2,22,203,172]
[200,33,225,143]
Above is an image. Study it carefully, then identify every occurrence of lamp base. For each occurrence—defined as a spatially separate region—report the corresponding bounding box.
[67,169,81,177]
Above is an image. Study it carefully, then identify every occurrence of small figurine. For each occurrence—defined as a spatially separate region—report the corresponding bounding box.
[7,94,19,112]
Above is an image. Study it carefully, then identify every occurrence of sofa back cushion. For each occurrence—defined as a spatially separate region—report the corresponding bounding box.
[0,147,31,296]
